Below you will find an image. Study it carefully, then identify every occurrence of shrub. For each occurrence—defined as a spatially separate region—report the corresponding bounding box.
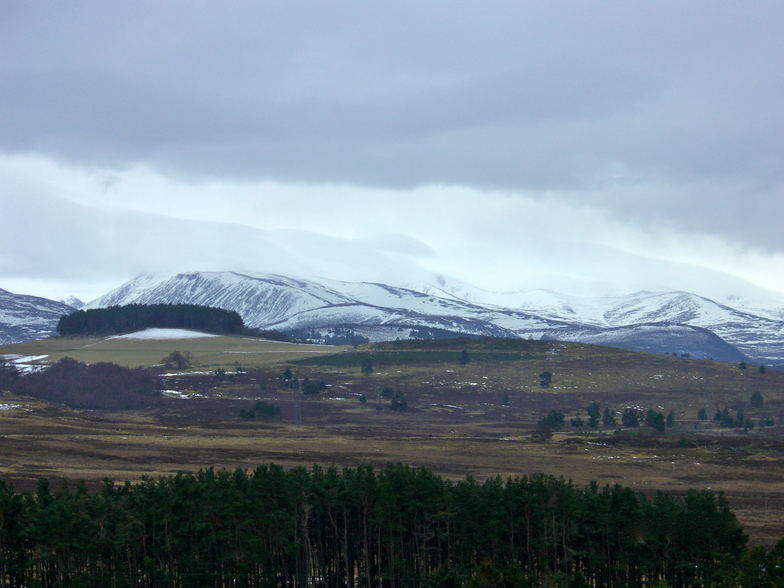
[163,351,192,370]
[302,378,327,395]
[390,391,408,412]
[540,409,564,430]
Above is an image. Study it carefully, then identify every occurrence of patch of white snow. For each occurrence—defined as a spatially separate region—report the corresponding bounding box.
[111,328,218,340]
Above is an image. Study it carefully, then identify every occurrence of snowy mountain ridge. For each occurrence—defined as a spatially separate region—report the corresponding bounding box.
[83,271,784,366]
[0,288,77,344]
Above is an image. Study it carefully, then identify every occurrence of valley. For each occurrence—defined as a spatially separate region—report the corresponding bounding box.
[2,334,784,546]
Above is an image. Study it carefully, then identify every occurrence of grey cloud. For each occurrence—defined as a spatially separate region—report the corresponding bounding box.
[0,181,433,291]
[2,1,784,252]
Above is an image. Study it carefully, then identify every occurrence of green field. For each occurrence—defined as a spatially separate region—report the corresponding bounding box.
[0,333,346,369]
[2,335,784,545]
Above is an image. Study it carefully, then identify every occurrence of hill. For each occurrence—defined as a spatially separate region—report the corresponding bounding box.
[85,270,784,365]
[0,288,76,344]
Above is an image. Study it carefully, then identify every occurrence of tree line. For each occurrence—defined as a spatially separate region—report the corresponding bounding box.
[57,304,246,336]
[0,464,758,587]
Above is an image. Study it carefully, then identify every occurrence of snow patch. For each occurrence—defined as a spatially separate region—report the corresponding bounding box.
[1,354,49,374]
[161,390,203,399]
[110,328,218,340]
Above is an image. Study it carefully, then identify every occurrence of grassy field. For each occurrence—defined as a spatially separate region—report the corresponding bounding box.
[2,335,784,545]
[0,333,345,368]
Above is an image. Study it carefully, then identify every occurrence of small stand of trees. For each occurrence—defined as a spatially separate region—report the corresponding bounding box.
[379,387,408,410]
[301,377,327,395]
[57,303,245,336]
[8,357,157,410]
[715,406,755,429]
[240,401,281,420]
[276,368,326,395]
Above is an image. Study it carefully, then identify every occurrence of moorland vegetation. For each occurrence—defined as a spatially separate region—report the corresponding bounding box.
[2,334,784,586]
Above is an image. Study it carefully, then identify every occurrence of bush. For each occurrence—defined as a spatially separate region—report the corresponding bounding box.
[390,391,408,412]
[240,401,281,420]
[163,351,192,370]
[540,409,564,430]
[255,401,281,417]
[531,424,553,442]
[302,378,326,395]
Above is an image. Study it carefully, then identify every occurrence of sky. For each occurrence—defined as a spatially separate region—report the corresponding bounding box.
[2,1,784,306]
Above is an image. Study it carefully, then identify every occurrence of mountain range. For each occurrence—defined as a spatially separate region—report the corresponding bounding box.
[3,270,784,367]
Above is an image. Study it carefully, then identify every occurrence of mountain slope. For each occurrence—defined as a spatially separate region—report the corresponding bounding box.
[83,271,784,365]
[0,289,76,344]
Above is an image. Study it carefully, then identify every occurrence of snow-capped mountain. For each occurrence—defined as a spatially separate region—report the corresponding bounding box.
[84,271,784,366]
[59,296,85,309]
[0,288,76,344]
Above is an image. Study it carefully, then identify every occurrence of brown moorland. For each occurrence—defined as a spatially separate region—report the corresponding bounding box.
[2,335,784,546]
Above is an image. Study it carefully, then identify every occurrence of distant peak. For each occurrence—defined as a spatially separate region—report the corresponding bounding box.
[60,296,84,309]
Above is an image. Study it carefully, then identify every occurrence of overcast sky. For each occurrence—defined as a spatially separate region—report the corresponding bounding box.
[2,1,784,305]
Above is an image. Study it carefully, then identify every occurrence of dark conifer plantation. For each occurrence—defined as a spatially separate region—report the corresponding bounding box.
[57,303,245,336]
[0,464,758,587]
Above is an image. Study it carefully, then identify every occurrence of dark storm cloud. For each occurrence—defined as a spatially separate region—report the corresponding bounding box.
[1,1,784,252]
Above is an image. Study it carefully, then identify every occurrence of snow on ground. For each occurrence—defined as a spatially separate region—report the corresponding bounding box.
[161,390,203,399]
[3,354,48,363]
[0,403,23,410]
[1,354,49,374]
[110,328,218,340]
